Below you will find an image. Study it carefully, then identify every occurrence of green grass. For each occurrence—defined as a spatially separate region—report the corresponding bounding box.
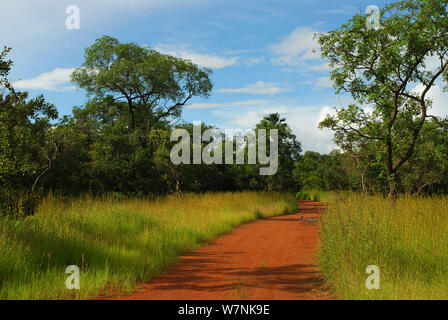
[0,192,297,300]
[318,192,448,300]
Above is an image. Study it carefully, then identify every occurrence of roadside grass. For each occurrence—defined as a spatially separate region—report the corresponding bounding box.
[318,192,448,300]
[296,190,342,203]
[306,190,342,204]
[0,192,297,300]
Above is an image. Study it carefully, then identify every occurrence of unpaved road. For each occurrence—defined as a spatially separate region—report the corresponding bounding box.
[108,200,330,300]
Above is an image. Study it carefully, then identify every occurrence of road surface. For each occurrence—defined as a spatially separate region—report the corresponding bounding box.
[107,200,330,300]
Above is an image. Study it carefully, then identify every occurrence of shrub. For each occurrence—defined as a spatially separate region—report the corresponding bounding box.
[0,189,39,217]
[295,191,311,200]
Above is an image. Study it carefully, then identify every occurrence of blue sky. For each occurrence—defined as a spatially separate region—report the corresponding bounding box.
[1,0,394,152]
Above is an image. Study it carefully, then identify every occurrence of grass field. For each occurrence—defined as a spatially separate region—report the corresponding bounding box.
[0,192,297,300]
[318,192,448,300]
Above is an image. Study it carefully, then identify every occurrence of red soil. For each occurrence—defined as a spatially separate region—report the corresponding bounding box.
[107,200,330,300]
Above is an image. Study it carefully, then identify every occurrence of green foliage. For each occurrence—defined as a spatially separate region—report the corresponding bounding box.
[72,36,213,136]
[254,209,265,219]
[293,151,350,191]
[295,191,311,200]
[318,0,448,199]
[254,113,302,191]
[0,47,58,216]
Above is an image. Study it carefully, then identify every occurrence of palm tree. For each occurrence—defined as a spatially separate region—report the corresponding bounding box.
[260,113,286,128]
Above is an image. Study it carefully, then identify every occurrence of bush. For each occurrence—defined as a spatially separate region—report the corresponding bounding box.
[295,191,311,200]
[254,209,265,219]
[0,189,39,217]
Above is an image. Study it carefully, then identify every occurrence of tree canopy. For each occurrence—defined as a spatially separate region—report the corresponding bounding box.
[72,36,213,148]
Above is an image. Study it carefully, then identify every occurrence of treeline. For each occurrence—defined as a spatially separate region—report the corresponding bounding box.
[295,143,448,195]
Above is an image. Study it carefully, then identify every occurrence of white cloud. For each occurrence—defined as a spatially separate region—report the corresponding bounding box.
[318,106,338,122]
[217,81,289,95]
[155,44,239,69]
[423,54,444,72]
[212,102,337,153]
[13,68,76,91]
[187,99,271,109]
[270,27,326,71]
[412,83,448,118]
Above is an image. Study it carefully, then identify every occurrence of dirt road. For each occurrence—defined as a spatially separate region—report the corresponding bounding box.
[109,200,330,300]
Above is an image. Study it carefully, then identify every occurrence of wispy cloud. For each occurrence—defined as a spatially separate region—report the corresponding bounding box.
[245,56,265,66]
[13,68,76,91]
[321,5,359,14]
[314,76,333,89]
[270,27,327,71]
[155,44,239,69]
[217,81,289,95]
[187,99,271,109]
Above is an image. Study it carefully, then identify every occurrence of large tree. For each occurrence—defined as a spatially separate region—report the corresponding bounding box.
[318,0,448,199]
[72,36,213,149]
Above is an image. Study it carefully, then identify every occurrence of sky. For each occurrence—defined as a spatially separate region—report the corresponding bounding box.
[2,0,447,153]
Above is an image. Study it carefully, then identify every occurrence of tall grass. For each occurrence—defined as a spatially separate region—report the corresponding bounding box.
[319,192,448,300]
[0,192,297,300]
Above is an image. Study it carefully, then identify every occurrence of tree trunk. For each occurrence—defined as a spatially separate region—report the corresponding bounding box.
[170,164,182,199]
[361,160,374,197]
[387,174,398,205]
[126,98,136,130]
[361,173,366,196]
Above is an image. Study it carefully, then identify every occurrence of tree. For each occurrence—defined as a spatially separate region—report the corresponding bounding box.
[72,36,213,149]
[318,0,448,200]
[255,113,302,191]
[0,47,12,87]
[400,124,448,194]
[331,127,381,195]
[0,47,58,216]
[293,151,350,191]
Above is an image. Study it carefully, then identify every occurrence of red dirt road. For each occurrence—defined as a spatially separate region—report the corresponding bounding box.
[109,200,330,300]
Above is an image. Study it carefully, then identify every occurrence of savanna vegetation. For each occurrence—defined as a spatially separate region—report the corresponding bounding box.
[315,0,448,300]
[0,192,296,299]
[318,192,448,299]
[1,0,448,300]
[0,37,300,299]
